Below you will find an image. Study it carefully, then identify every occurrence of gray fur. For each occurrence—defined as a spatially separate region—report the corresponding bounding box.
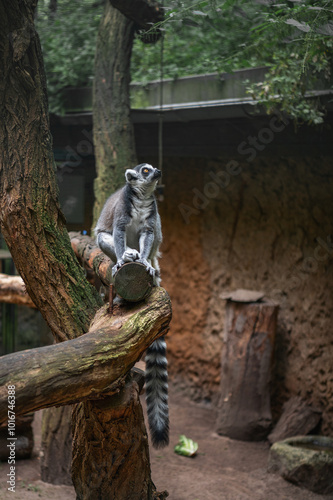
[95,163,169,448]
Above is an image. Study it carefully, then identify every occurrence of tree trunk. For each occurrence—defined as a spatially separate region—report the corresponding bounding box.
[0,1,102,343]
[72,371,168,500]
[92,1,137,226]
[216,294,279,440]
[41,406,73,485]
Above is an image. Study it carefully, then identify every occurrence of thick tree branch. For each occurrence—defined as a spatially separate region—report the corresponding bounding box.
[0,273,36,308]
[0,288,171,424]
[70,232,113,287]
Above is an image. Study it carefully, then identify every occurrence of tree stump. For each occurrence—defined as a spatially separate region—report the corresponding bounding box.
[216,290,279,441]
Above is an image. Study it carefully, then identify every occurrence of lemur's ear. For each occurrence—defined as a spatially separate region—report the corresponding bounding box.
[125,169,139,182]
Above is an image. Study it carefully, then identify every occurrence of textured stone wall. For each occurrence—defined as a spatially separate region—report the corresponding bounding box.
[157,154,333,434]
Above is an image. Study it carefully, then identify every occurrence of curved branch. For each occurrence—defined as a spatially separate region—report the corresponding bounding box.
[0,288,171,424]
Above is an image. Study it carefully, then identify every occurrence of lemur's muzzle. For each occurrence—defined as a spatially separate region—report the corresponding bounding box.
[154,169,162,179]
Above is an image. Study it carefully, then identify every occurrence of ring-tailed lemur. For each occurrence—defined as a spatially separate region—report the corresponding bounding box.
[95,163,169,448]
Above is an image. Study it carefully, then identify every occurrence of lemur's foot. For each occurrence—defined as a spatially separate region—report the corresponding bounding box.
[112,259,126,277]
[137,258,156,278]
[122,249,140,262]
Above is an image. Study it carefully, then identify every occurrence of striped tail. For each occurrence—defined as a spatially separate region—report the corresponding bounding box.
[145,336,169,448]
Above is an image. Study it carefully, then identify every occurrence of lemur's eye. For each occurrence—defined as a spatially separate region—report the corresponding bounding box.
[143,168,149,174]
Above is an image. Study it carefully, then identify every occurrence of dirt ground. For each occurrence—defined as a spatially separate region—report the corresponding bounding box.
[0,389,332,500]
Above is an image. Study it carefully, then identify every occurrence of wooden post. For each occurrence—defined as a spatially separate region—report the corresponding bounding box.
[216,290,279,441]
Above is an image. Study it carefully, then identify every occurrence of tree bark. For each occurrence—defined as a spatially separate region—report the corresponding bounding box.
[0,1,102,343]
[0,288,171,423]
[92,1,138,226]
[0,273,36,308]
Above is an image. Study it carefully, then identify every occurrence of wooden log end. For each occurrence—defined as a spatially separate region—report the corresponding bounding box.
[114,262,154,302]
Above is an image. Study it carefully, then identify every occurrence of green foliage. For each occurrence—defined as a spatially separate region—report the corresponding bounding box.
[244,1,333,125]
[37,0,332,124]
[246,39,332,125]
[131,0,332,124]
[37,0,103,114]
[131,1,264,83]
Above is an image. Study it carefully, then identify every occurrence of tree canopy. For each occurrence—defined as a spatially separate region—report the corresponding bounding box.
[37,0,332,123]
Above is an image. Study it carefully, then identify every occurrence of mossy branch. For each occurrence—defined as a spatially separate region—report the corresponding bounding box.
[0,288,171,424]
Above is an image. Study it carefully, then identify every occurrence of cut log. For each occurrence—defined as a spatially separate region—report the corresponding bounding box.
[216,293,279,440]
[0,273,36,308]
[268,396,322,444]
[0,287,171,424]
[114,262,154,301]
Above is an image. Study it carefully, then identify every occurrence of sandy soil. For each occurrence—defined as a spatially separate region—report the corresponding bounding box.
[0,390,332,500]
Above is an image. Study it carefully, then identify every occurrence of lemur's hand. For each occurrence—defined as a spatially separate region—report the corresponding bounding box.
[137,258,156,278]
[122,249,140,262]
[112,250,141,276]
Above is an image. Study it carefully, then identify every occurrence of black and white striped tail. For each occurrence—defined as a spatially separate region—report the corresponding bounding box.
[145,336,169,448]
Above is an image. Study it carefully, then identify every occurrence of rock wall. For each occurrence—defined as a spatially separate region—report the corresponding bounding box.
[156,154,333,434]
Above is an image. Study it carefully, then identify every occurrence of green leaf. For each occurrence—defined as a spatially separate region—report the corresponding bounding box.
[174,435,198,457]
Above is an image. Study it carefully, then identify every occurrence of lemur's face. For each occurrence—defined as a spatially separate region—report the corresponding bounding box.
[125,163,161,187]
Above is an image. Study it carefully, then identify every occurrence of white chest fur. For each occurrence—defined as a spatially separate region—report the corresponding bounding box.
[126,197,153,249]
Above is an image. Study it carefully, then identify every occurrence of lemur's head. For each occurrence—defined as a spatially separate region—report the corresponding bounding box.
[125,163,161,196]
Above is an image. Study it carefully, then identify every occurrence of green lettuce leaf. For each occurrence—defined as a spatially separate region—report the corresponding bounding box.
[174,435,198,457]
